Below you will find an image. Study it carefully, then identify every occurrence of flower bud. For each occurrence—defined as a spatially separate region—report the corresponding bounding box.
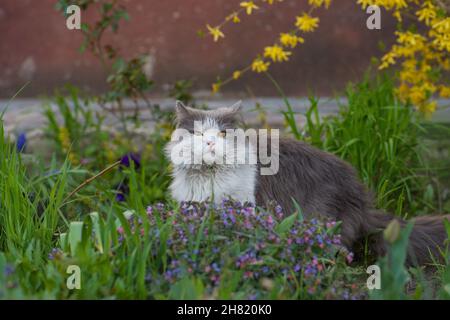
[384,220,401,244]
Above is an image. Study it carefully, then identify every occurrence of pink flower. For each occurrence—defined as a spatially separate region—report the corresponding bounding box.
[346,252,354,264]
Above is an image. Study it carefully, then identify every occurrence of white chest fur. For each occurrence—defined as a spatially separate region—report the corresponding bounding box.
[169,165,257,204]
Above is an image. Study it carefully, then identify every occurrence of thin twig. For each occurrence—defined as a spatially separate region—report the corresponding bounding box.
[61,160,122,205]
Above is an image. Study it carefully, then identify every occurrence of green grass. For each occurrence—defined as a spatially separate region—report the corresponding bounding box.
[283,74,432,217]
[0,121,70,253]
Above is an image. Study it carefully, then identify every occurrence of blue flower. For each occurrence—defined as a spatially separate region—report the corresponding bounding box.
[116,193,126,202]
[4,264,14,277]
[211,262,221,273]
[115,182,129,202]
[16,132,26,152]
[48,248,61,260]
[248,294,257,300]
[119,153,141,169]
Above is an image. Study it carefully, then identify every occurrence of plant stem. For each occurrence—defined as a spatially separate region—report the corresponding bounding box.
[61,160,122,205]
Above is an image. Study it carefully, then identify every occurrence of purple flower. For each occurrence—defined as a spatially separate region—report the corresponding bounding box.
[346,252,354,264]
[119,153,141,169]
[116,193,126,202]
[4,264,14,277]
[115,182,129,202]
[275,205,283,216]
[48,248,61,260]
[113,197,348,297]
[211,263,221,273]
[16,132,26,152]
[342,290,350,300]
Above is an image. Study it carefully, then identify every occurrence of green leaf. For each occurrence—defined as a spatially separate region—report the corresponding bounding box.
[275,213,297,235]
[68,221,83,256]
[169,277,204,299]
[59,233,67,250]
[90,212,103,253]
[291,197,304,223]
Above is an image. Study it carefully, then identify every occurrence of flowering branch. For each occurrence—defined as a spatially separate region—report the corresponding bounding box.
[204,0,450,115]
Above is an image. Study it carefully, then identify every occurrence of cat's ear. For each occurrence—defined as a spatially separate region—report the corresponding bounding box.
[220,101,243,127]
[175,100,189,116]
[175,101,193,127]
[228,100,242,114]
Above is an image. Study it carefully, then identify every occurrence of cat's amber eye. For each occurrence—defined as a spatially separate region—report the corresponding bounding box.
[218,130,226,138]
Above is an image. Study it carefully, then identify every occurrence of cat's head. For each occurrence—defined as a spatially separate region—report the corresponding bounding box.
[166,101,255,169]
[174,100,242,131]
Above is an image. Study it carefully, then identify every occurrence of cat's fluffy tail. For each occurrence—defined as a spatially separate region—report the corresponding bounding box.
[366,210,450,266]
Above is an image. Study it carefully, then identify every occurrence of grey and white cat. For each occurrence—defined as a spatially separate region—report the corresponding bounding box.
[165,101,257,204]
[165,101,449,266]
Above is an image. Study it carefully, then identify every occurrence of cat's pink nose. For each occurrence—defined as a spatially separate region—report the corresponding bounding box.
[206,141,215,147]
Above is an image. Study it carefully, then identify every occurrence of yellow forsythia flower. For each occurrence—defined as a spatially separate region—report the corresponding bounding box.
[240,1,259,15]
[356,0,372,9]
[264,45,292,62]
[263,0,283,4]
[439,86,450,98]
[420,101,437,115]
[416,6,436,26]
[206,24,224,42]
[251,58,270,73]
[233,71,242,79]
[226,12,241,23]
[431,18,450,34]
[379,51,397,69]
[295,13,319,32]
[308,0,331,8]
[280,33,304,48]
[212,82,221,93]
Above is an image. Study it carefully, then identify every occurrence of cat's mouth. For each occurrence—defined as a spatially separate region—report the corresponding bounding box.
[184,163,224,173]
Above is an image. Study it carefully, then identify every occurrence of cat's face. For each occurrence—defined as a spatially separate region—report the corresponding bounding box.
[166,101,254,169]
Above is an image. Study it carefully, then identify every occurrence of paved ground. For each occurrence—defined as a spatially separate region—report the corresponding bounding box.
[0,97,339,137]
[1,97,449,154]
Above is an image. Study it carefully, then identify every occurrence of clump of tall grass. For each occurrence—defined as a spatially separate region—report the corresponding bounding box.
[286,74,428,216]
[0,115,69,254]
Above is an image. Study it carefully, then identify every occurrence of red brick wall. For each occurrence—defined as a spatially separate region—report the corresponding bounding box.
[0,0,396,98]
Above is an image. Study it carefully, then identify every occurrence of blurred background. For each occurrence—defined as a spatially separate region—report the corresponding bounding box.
[0,0,397,98]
